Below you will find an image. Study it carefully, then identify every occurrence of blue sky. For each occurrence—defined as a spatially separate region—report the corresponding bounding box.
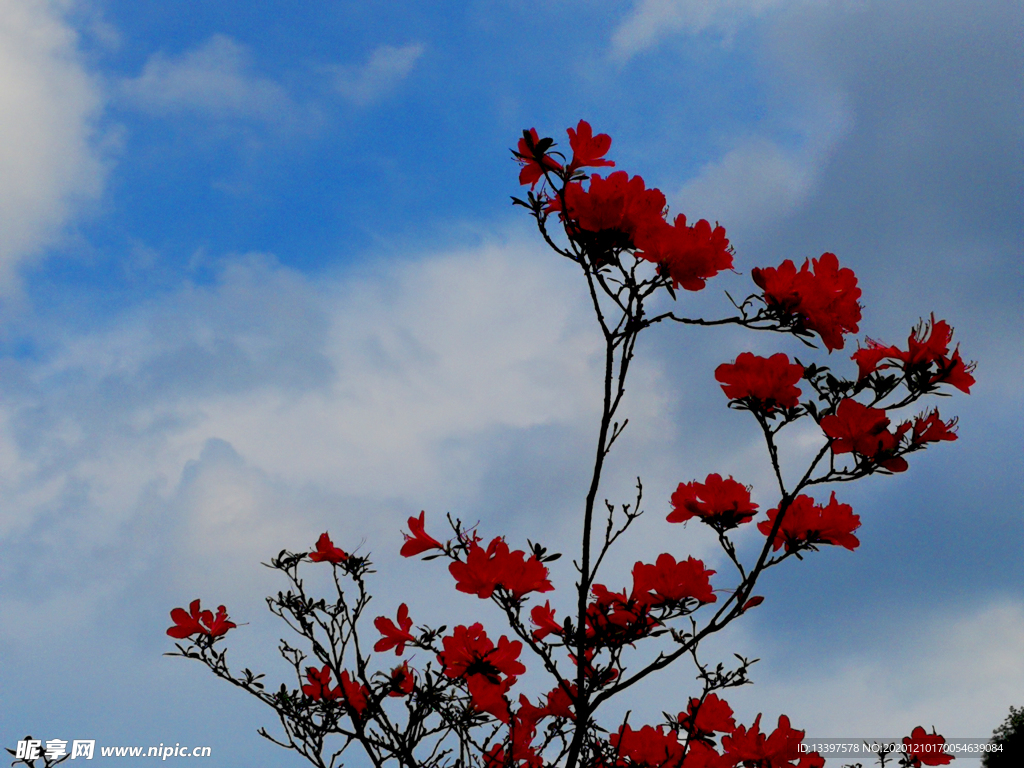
[0,0,1021,764]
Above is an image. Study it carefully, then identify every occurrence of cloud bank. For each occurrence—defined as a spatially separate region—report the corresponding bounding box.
[0,240,610,616]
[332,43,424,106]
[612,0,786,59]
[120,35,298,124]
[0,0,105,290]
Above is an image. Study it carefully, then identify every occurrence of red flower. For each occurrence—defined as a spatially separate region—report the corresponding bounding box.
[668,474,758,531]
[610,725,685,768]
[374,603,416,655]
[552,171,668,252]
[302,664,341,701]
[678,693,736,740]
[721,714,822,768]
[167,599,235,639]
[300,666,368,714]
[933,347,975,394]
[339,670,369,716]
[637,214,734,292]
[309,532,347,564]
[438,624,526,723]
[483,706,544,768]
[567,120,614,171]
[541,682,577,720]
[517,128,562,188]
[467,675,515,723]
[585,584,659,647]
[820,398,890,454]
[631,554,716,607]
[902,726,954,767]
[715,353,804,413]
[515,694,548,731]
[757,493,861,552]
[439,624,526,680]
[686,742,731,768]
[167,599,207,639]
[387,662,414,697]
[752,253,861,351]
[449,537,553,600]
[482,745,510,768]
[905,316,953,365]
[820,398,910,472]
[911,410,958,445]
[202,605,237,638]
[400,511,443,557]
[852,317,974,394]
[530,601,563,641]
[851,338,904,380]
[448,539,505,598]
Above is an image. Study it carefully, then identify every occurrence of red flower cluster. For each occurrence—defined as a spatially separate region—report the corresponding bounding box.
[636,214,734,292]
[338,670,370,715]
[167,599,236,639]
[387,662,415,697]
[482,740,540,768]
[301,666,369,715]
[517,120,615,188]
[438,623,526,723]
[567,120,615,172]
[578,556,715,648]
[530,601,563,641]
[585,584,659,647]
[758,493,861,553]
[668,474,759,532]
[309,532,347,564]
[606,709,823,768]
[902,726,954,767]
[721,714,824,768]
[752,253,862,351]
[400,511,443,557]
[517,128,562,188]
[539,682,577,720]
[374,603,416,655]
[820,399,911,472]
[552,171,667,251]
[821,399,958,471]
[449,537,554,600]
[301,664,338,701]
[715,353,804,414]
[911,410,958,446]
[483,701,546,768]
[490,685,582,768]
[631,554,716,607]
[677,693,736,742]
[852,315,975,394]
[611,725,685,768]
[520,121,733,291]
[514,682,578,734]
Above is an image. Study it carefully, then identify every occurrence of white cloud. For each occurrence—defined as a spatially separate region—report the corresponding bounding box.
[0,0,105,290]
[0,235,722,648]
[332,43,424,106]
[0,241,609,583]
[747,599,1024,736]
[612,0,787,60]
[673,92,851,236]
[121,37,425,122]
[120,34,295,122]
